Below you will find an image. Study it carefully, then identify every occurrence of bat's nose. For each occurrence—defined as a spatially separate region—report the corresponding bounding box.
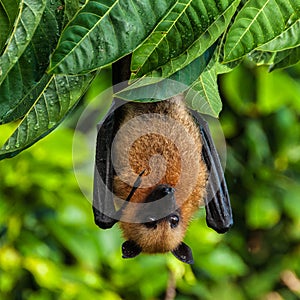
[160,185,175,195]
[144,184,175,203]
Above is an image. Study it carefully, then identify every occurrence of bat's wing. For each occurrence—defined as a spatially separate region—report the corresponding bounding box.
[93,103,119,229]
[192,112,233,233]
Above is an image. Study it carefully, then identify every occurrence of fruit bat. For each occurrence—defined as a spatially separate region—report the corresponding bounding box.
[93,95,233,264]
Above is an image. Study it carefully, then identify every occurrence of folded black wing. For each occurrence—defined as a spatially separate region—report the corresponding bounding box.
[93,105,119,229]
[192,112,233,233]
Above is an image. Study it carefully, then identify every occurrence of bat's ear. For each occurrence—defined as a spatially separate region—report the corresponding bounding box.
[122,240,142,259]
[171,242,194,264]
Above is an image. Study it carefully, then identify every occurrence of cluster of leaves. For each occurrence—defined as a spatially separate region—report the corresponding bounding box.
[1,0,300,160]
[1,61,300,300]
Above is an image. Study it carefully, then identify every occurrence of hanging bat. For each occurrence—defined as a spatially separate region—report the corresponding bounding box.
[93,95,233,264]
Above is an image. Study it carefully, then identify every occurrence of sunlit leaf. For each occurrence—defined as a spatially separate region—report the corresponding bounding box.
[23,257,61,289]
[0,0,65,124]
[208,282,245,300]
[131,0,240,79]
[0,0,47,86]
[185,61,222,117]
[283,186,300,221]
[48,0,176,74]
[0,73,95,160]
[116,45,215,101]
[200,246,248,278]
[258,19,300,52]
[256,66,300,113]
[215,59,242,74]
[214,34,243,74]
[246,195,281,229]
[224,0,300,62]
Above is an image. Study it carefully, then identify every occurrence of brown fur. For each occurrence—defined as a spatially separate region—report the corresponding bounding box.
[112,95,207,253]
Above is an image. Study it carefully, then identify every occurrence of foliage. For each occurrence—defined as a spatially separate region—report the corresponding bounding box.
[1,0,300,158]
[1,61,300,299]
[1,1,300,299]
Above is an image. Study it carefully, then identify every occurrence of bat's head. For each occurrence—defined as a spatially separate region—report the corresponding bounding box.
[120,184,194,264]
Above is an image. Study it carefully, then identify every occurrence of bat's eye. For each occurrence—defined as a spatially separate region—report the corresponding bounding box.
[144,217,158,229]
[169,214,179,229]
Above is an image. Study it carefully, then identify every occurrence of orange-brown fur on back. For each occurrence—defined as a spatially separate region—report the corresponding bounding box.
[112,95,208,253]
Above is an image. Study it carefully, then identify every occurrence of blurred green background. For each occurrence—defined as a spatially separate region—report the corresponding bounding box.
[1,62,300,300]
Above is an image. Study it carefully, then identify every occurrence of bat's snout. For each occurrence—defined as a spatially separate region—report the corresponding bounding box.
[144,184,175,203]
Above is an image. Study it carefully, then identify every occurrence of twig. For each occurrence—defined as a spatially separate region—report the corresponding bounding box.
[165,269,176,300]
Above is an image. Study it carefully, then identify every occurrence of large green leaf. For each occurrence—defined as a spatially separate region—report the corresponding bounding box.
[0,0,47,86]
[0,73,95,160]
[115,45,216,101]
[0,0,64,124]
[224,0,300,62]
[270,46,300,70]
[248,50,290,66]
[258,19,300,52]
[0,0,20,52]
[48,0,176,74]
[131,0,240,80]
[248,46,300,70]
[185,61,222,117]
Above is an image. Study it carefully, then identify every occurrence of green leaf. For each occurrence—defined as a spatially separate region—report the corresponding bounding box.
[215,59,242,74]
[115,45,215,101]
[248,49,291,66]
[224,0,300,62]
[0,0,47,86]
[0,73,95,160]
[246,194,281,229]
[258,19,300,52]
[45,219,101,268]
[283,186,300,221]
[248,47,300,70]
[214,33,243,74]
[0,0,65,124]
[48,0,176,74]
[23,257,61,289]
[249,47,300,70]
[63,0,82,24]
[185,62,222,117]
[0,0,20,52]
[270,46,300,70]
[256,65,300,113]
[131,0,240,79]
[204,247,248,277]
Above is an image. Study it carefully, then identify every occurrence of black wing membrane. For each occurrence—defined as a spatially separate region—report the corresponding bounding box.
[192,112,233,233]
[93,102,144,229]
[93,104,119,229]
